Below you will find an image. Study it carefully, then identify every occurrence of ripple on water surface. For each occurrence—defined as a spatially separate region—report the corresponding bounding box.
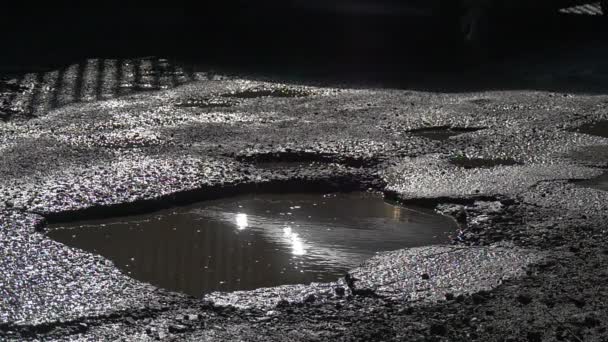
[48,192,457,297]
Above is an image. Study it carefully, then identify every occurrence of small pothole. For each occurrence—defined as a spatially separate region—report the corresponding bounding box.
[237,151,379,168]
[254,161,320,170]
[409,126,485,141]
[468,99,493,106]
[450,157,521,169]
[221,87,310,99]
[574,172,608,192]
[571,120,608,138]
[174,97,237,109]
[47,192,457,297]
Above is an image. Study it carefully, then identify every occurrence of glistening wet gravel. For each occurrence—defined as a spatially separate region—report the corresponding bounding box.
[47,192,457,297]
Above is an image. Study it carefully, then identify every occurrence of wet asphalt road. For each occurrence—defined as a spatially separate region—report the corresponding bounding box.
[1,6,608,341]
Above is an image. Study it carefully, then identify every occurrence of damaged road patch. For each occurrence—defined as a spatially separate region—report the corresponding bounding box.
[2,34,608,340]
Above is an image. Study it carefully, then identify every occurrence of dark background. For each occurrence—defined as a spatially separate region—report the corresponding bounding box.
[0,4,488,66]
[0,4,606,82]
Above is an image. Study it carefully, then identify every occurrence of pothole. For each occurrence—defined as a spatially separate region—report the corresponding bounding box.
[237,151,379,168]
[409,126,485,141]
[571,120,608,138]
[574,171,608,191]
[450,156,521,169]
[221,86,310,99]
[174,97,237,109]
[254,161,320,170]
[468,98,493,106]
[47,192,457,297]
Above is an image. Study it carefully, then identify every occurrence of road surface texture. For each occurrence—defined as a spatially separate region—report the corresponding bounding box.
[1,6,608,342]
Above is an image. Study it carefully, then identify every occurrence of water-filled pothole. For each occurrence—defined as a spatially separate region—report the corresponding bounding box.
[47,192,457,297]
[409,126,485,141]
[571,120,608,138]
[450,157,521,169]
[574,172,608,192]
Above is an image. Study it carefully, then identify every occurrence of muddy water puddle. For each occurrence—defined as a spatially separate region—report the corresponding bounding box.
[48,192,457,297]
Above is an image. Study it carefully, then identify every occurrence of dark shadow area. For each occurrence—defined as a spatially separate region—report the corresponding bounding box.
[179,4,608,94]
[0,3,607,119]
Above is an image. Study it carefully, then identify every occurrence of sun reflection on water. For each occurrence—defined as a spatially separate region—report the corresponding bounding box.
[235,213,248,230]
[283,226,306,256]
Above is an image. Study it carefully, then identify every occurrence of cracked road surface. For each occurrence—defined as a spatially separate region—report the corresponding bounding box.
[1,9,608,342]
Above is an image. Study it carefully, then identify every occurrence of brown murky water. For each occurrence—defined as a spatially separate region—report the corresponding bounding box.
[48,192,457,297]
